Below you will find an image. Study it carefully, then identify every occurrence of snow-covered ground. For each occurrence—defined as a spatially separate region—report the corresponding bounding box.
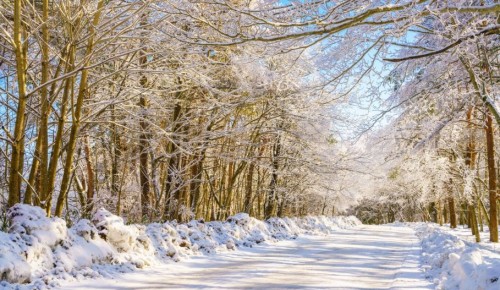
[2,204,500,290]
[413,223,500,290]
[59,225,433,290]
[0,204,360,289]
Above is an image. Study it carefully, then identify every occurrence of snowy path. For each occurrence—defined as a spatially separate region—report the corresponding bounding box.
[61,225,433,289]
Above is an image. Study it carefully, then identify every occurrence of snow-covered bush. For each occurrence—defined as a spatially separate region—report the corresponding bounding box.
[0,204,360,289]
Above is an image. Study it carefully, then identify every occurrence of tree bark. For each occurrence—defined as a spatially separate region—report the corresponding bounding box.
[164,99,182,220]
[243,162,254,215]
[448,182,457,229]
[8,0,28,208]
[84,136,95,217]
[189,154,205,216]
[110,104,123,214]
[465,106,480,240]
[138,81,151,221]
[265,135,281,219]
[138,12,152,222]
[485,113,498,242]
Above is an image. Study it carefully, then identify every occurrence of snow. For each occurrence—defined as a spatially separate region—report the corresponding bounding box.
[0,204,361,289]
[3,204,499,290]
[414,223,500,290]
[59,225,433,290]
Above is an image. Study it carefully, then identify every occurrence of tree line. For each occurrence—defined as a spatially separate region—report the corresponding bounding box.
[0,0,347,224]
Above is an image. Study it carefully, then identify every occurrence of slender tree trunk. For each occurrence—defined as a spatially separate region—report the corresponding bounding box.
[189,153,205,217]
[465,106,480,240]
[74,174,86,211]
[223,160,235,219]
[437,200,443,226]
[44,46,74,216]
[243,162,254,214]
[478,196,484,232]
[485,113,498,242]
[26,0,51,206]
[55,0,105,217]
[265,135,281,219]
[164,100,182,220]
[277,193,286,217]
[449,182,457,229]
[137,12,153,221]
[110,104,123,213]
[257,167,262,219]
[189,121,212,217]
[17,21,47,208]
[175,155,188,221]
[138,78,151,219]
[84,136,95,217]
[469,205,481,242]
[8,0,28,207]
[25,140,41,205]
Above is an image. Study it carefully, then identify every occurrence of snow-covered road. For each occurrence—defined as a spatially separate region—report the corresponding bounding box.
[61,225,433,289]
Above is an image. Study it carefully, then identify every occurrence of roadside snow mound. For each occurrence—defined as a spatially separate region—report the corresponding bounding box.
[0,204,360,289]
[415,223,500,290]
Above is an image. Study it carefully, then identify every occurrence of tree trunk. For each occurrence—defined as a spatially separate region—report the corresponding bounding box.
[478,197,484,232]
[138,92,151,221]
[8,0,28,208]
[44,46,74,216]
[448,186,457,228]
[55,0,105,217]
[138,13,152,222]
[485,113,498,242]
[84,136,95,217]
[469,205,481,242]
[243,162,254,215]
[25,0,51,206]
[189,154,204,217]
[465,106,480,239]
[164,100,182,220]
[111,104,123,214]
[437,200,443,226]
[265,136,281,219]
[175,156,188,222]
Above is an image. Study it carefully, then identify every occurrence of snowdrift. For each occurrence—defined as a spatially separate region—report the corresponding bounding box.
[415,224,500,290]
[0,204,360,289]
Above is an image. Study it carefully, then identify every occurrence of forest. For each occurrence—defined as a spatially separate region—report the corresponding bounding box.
[0,0,498,240]
[0,0,499,289]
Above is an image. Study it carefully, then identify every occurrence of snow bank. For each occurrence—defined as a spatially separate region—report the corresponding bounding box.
[415,223,500,290]
[0,204,360,289]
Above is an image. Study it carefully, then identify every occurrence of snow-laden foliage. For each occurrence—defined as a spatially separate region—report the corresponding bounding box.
[0,204,360,289]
